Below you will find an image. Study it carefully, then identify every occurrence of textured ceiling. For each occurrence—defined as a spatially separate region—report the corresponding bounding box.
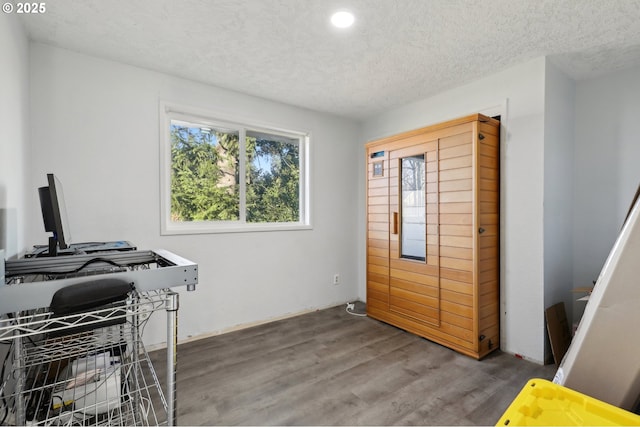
[19,0,640,120]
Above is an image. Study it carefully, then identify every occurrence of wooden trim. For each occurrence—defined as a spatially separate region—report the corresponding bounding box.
[435,138,441,326]
[471,120,480,348]
[365,114,498,148]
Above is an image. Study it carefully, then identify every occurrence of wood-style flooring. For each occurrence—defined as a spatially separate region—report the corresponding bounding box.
[150,304,555,426]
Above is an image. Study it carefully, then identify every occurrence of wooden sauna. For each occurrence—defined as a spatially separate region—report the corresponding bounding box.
[365,114,500,359]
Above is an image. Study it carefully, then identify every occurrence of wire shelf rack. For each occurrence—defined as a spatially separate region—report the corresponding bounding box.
[1,290,174,426]
[1,250,195,426]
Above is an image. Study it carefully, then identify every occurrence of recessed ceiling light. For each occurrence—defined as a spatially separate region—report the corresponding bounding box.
[331,10,354,28]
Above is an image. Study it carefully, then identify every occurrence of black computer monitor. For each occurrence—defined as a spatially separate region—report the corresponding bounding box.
[38,173,71,256]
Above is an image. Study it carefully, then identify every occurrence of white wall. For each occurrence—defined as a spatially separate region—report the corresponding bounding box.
[360,57,548,363]
[0,14,29,259]
[22,38,639,363]
[573,65,640,291]
[543,62,575,335]
[28,43,361,346]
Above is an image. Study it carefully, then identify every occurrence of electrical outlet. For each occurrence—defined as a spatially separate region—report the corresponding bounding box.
[333,273,340,285]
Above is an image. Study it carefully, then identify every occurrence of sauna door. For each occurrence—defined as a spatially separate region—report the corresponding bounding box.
[389,142,440,326]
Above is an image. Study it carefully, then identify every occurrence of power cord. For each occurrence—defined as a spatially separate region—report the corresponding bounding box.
[345,303,366,317]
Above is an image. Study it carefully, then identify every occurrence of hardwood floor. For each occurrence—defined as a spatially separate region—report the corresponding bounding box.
[150,304,555,426]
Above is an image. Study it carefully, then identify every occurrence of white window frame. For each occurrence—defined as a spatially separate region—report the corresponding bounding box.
[160,101,311,234]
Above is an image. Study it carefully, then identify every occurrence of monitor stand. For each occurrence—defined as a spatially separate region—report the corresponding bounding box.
[48,236,58,257]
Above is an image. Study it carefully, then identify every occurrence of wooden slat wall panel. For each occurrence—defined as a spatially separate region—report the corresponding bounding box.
[441,257,473,271]
[368,255,388,267]
[480,291,498,309]
[479,190,498,202]
[391,277,439,298]
[367,149,389,311]
[388,141,443,328]
[390,141,437,160]
[441,268,473,283]
[440,202,472,214]
[479,268,497,284]
[368,221,388,232]
[391,287,438,309]
[440,143,471,160]
[438,127,473,342]
[479,279,498,297]
[368,246,388,258]
[480,236,497,250]
[440,179,473,192]
[441,278,473,295]
[439,131,471,149]
[368,231,387,241]
[390,268,437,286]
[368,196,388,206]
[479,202,497,214]
[440,322,473,343]
[479,213,498,225]
[440,214,472,226]
[478,121,500,137]
[440,156,472,171]
[440,191,472,203]
[390,259,438,276]
[478,225,498,238]
[369,307,475,350]
[368,264,387,276]
[442,311,473,330]
[440,225,472,236]
[425,149,439,281]
[479,302,498,321]
[478,178,496,191]
[368,187,388,197]
[441,288,473,306]
[368,238,388,249]
[368,272,388,287]
[480,261,498,276]
[479,247,497,263]
[394,128,473,340]
[368,213,387,223]
[368,177,387,188]
[389,295,439,324]
[440,236,472,248]
[441,246,472,260]
[367,298,388,311]
[440,168,472,181]
[366,263,388,278]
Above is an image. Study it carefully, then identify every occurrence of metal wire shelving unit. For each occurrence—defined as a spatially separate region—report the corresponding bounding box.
[0,250,197,426]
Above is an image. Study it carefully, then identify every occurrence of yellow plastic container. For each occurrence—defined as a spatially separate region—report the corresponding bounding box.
[496,378,640,426]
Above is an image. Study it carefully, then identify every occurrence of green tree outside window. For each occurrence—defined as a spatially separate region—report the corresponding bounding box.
[170,122,300,224]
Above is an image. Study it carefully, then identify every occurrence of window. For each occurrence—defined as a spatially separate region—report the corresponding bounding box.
[400,155,426,261]
[160,103,310,234]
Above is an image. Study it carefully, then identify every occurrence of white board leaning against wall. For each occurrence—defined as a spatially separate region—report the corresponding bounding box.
[554,186,640,410]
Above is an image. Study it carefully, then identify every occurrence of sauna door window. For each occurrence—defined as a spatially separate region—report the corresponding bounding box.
[400,155,426,261]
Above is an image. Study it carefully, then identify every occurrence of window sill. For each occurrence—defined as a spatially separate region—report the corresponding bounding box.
[161,222,313,235]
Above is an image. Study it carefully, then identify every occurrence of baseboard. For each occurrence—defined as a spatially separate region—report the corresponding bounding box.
[146,299,359,352]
